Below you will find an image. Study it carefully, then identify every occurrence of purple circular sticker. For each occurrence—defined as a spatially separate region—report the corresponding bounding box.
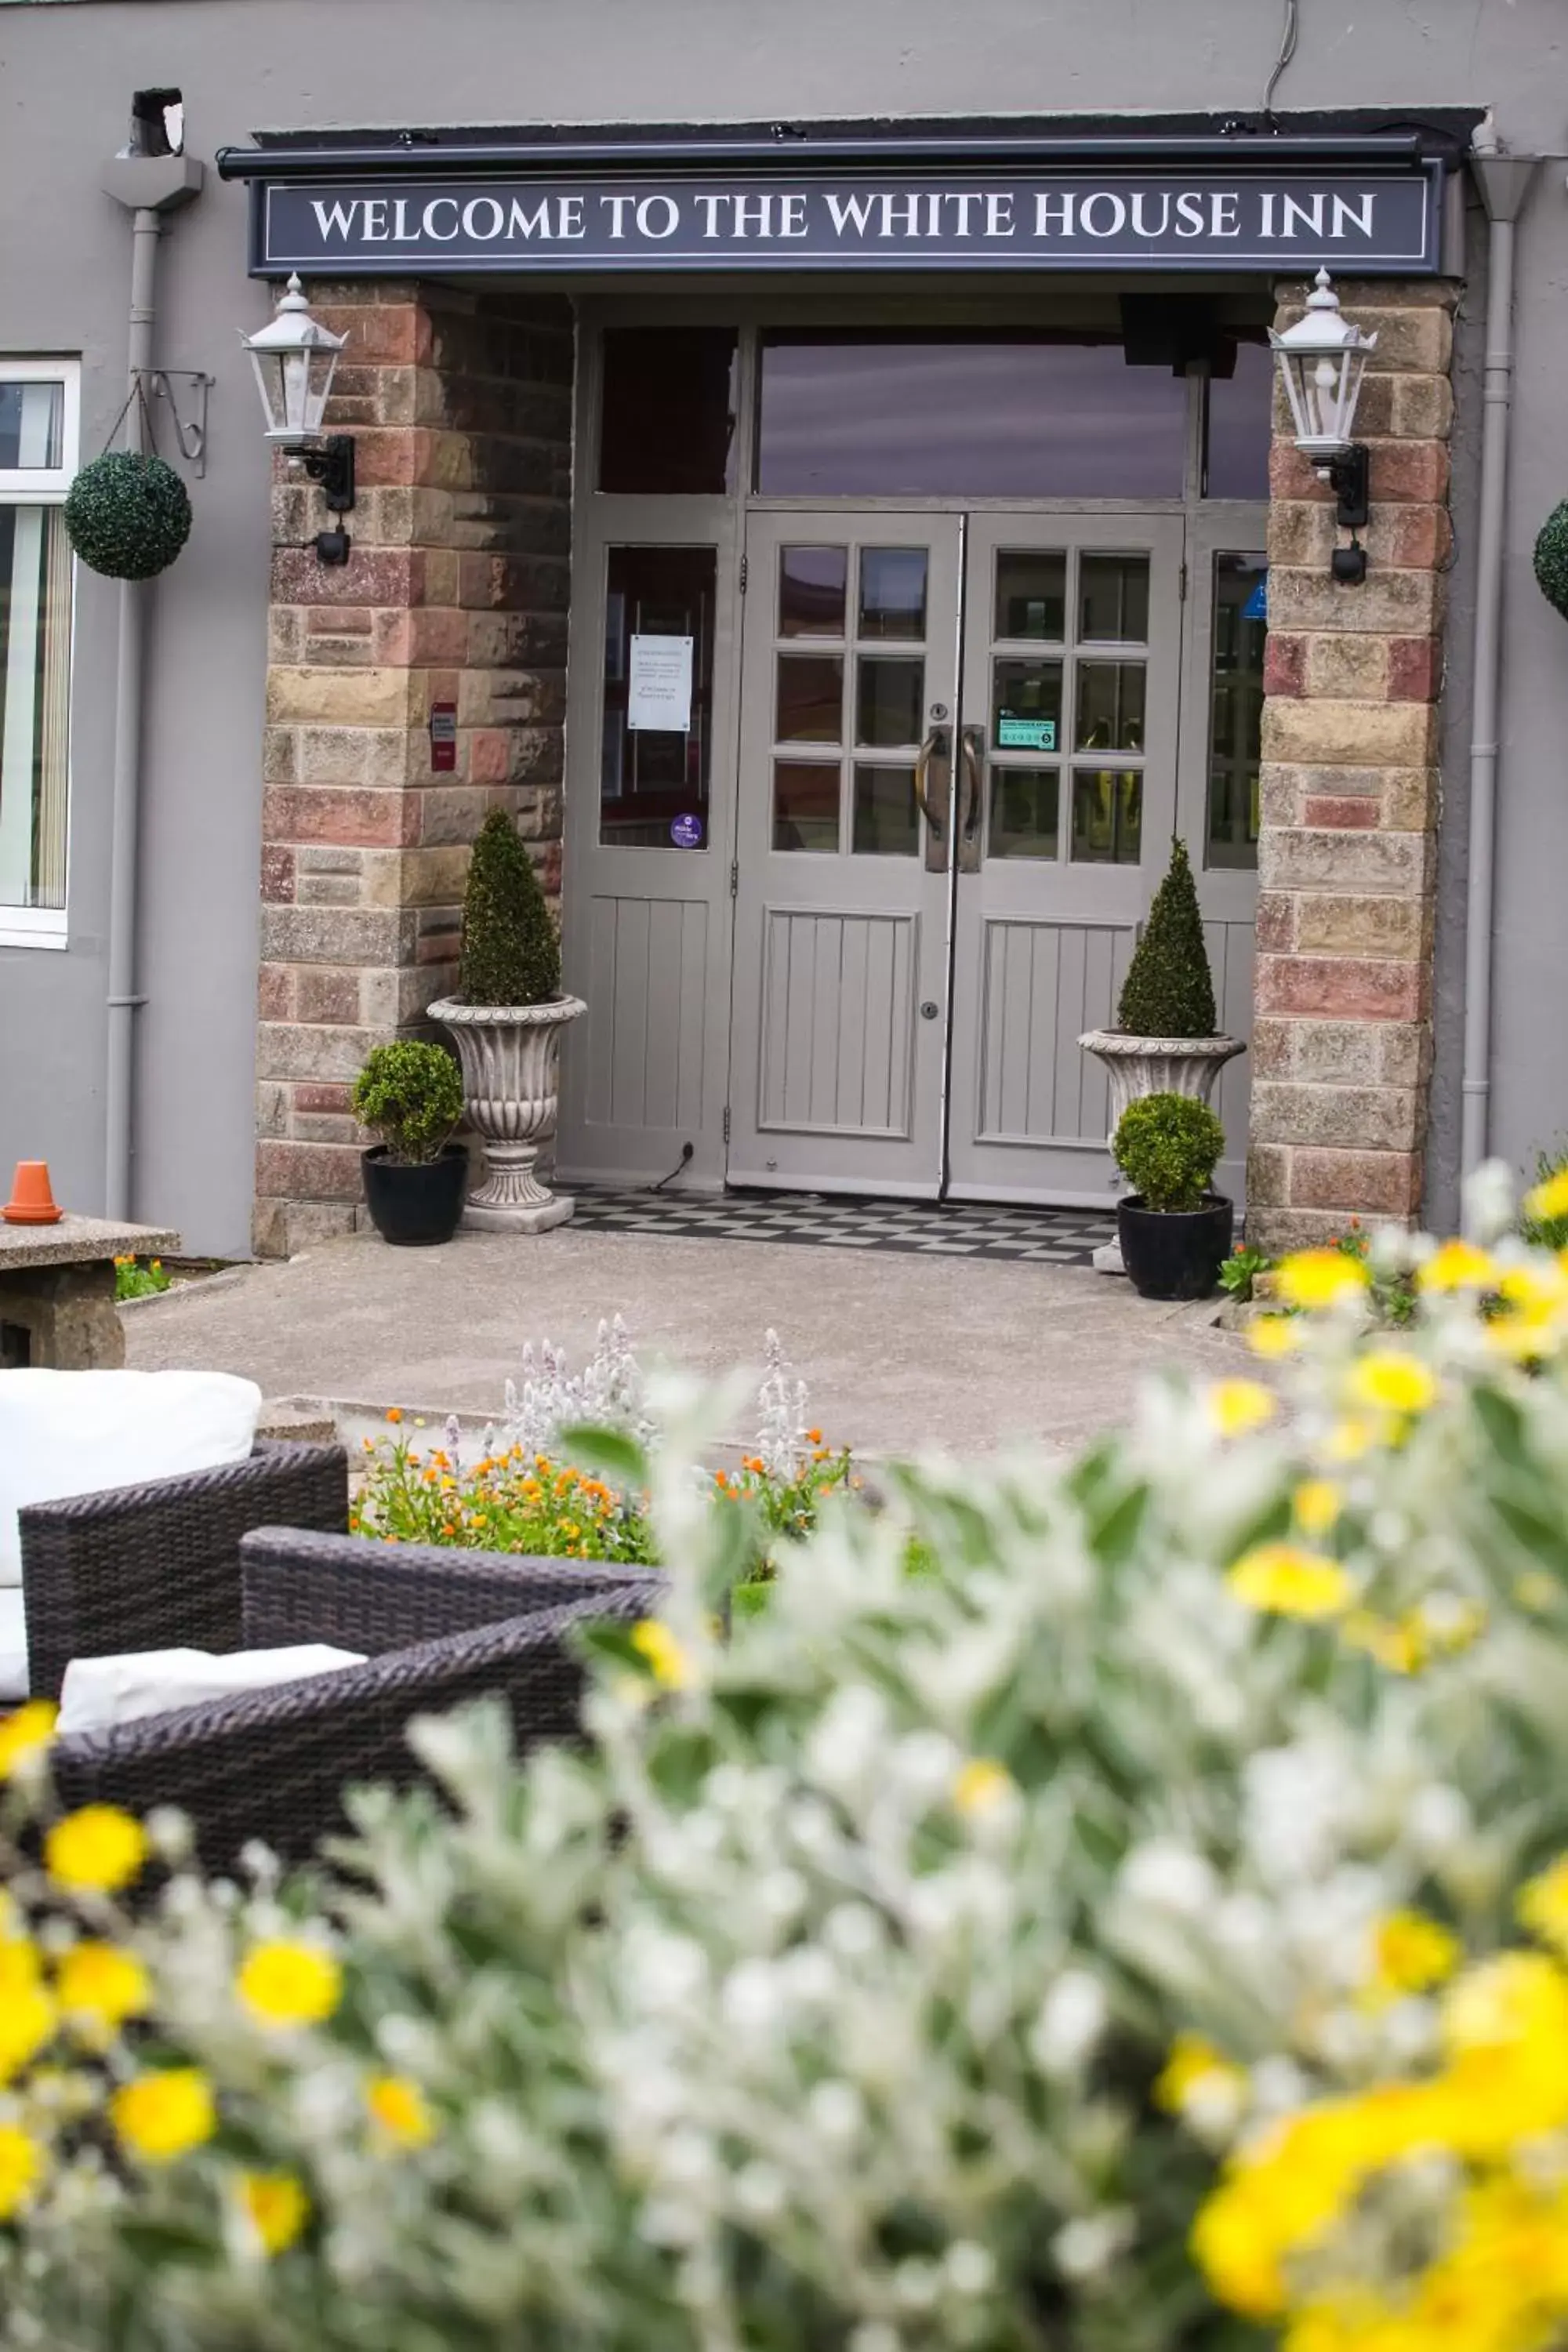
[670,813,703,849]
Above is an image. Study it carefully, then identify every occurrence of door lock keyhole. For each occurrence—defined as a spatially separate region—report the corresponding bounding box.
[920,1000,940,1020]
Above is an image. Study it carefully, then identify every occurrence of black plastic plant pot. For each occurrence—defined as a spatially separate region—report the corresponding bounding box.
[1117,1193,1235,1302]
[361,1144,469,1247]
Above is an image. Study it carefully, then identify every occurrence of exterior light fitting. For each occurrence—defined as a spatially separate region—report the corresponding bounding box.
[239,273,355,564]
[1269,267,1375,585]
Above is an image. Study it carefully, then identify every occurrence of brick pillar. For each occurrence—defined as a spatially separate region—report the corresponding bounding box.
[1246,278,1457,1253]
[255,285,572,1257]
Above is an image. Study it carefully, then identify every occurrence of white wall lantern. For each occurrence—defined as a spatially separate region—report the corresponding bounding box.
[1269,267,1375,585]
[238,274,355,564]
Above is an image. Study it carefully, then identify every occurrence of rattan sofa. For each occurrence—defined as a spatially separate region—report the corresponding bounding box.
[20,1440,350,1701]
[48,1529,665,1874]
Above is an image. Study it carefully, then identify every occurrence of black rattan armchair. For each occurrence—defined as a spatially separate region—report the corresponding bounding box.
[20,1441,350,1701]
[47,1529,665,1874]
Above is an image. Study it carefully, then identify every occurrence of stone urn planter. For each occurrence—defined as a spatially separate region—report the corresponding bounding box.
[426,997,586,1233]
[1077,1028,1247,1140]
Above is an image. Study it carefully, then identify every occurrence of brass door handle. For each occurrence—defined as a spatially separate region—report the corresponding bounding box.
[913,725,948,840]
[958,725,984,873]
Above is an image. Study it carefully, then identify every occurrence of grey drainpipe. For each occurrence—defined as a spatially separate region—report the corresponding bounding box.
[99,148,202,1220]
[1461,119,1537,1178]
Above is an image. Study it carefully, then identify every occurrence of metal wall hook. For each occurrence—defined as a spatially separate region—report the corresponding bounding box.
[140,368,213,474]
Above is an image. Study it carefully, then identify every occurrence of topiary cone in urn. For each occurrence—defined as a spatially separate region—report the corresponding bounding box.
[1078,839,1243,1269]
[428,813,586,1233]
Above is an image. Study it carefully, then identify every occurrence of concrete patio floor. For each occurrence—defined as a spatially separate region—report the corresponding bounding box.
[125,1223,1257,1461]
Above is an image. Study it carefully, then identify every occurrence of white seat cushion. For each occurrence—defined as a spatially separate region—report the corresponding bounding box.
[56,1644,367,1737]
[0,1588,27,1701]
[0,1369,263,1588]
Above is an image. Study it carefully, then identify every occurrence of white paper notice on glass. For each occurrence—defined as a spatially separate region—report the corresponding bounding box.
[627,633,694,732]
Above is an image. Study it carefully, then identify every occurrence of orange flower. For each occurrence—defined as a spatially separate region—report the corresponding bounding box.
[806,1428,823,1446]
[386,1408,402,1426]
[743,1456,766,1475]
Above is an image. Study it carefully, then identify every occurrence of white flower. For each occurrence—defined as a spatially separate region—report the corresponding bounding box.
[1210,1893,1276,1960]
[892,1730,960,1802]
[1029,1970,1109,2077]
[849,2326,901,2352]
[806,1685,889,1791]
[1183,2070,1248,2142]
[1119,1841,1218,1915]
[893,2258,942,2310]
[808,2080,864,2142]
[824,1902,884,1958]
[1405,1783,1471,1857]
[722,1960,783,2033]
[757,1868,807,1922]
[1249,2057,1309,2118]
[944,2240,996,2296]
[781,1947,837,2005]
[630,1931,709,2013]
[733,2162,788,2221]
[1052,2210,1136,2281]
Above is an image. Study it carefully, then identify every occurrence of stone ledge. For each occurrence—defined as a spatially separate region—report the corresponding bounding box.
[0,1214,179,1271]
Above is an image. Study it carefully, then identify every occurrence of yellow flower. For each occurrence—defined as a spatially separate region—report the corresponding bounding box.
[1523,1170,1568,1224]
[1292,1479,1342,1538]
[1363,1910,1460,2006]
[1515,1570,1559,1613]
[1320,1416,1375,1465]
[630,1620,691,1690]
[1247,1315,1302,1361]
[1155,2032,1247,2117]
[1276,1250,1371,1311]
[45,1805,148,1894]
[55,1942,151,2038]
[0,2125,43,2220]
[1518,1857,1568,1958]
[0,1700,57,1780]
[1341,1610,1427,1675]
[1207,1379,1278,1439]
[1441,1950,1568,2062]
[237,2170,309,2256]
[0,1972,55,2085]
[952,1758,1014,1817]
[1417,1237,1497,1293]
[111,2067,216,2164]
[366,2074,434,2148]
[1344,1349,1438,1418]
[237,1940,342,2030]
[1228,1544,1352,1622]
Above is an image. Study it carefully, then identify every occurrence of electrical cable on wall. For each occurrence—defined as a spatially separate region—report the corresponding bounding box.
[1262,0,1300,122]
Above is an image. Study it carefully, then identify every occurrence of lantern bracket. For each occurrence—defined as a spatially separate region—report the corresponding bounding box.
[294,434,355,514]
[1323,444,1370,532]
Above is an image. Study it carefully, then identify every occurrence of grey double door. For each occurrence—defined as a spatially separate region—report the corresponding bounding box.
[728,510,1184,1203]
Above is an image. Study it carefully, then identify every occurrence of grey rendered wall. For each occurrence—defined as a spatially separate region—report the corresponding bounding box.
[0,0,1564,1250]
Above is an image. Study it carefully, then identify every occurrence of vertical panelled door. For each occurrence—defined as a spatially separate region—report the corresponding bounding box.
[728,512,1185,1203]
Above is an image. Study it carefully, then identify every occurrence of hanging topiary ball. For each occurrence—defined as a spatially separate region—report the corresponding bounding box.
[1534,503,1568,621]
[64,450,191,581]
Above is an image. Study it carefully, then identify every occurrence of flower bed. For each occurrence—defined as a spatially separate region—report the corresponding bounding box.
[8,1189,1568,2347]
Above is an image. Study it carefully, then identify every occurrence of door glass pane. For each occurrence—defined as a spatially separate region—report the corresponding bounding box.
[1079,555,1149,644]
[991,659,1062,754]
[776,654,843,745]
[1206,338,1275,499]
[0,503,71,909]
[600,545,716,848]
[779,545,847,637]
[855,656,924,749]
[994,550,1065,641]
[774,762,840,852]
[757,336,1188,496]
[858,547,928,641]
[1071,770,1142,864]
[852,764,920,856]
[1207,552,1268,869]
[989,768,1060,861]
[599,328,738,494]
[1075,662,1145,753]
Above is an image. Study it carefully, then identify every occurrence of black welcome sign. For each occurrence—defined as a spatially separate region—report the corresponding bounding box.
[252,166,1441,276]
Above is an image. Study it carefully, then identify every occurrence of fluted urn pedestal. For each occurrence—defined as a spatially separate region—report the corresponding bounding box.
[427,996,586,1234]
[1077,1030,1246,1276]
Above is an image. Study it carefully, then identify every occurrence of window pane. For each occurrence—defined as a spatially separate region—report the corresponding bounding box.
[0,505,71,910]
[1075,662,1145,753]
[995,550,1065,641]
[599,328,738,494]
[1079,555,1149,644]
[776,654,843,746]
[0,383,64,471]
[600,545,716,847]
[855,656,924,749]
[992,659,1062,754]
[775,762,840,852]
[1207,552,1268,869]
[989,768,1059,861]
[757,336,1187,496]
[1072,770,1142,865]
[1207,339,1275,500]
[858,547,927,641]
[779,545,847,637]
[852,764,920,856]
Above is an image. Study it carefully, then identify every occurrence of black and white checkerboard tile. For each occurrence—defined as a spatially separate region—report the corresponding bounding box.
[564,1186,1115,1265]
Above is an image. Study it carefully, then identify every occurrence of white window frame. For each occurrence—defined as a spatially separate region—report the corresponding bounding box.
[0,358,80,949]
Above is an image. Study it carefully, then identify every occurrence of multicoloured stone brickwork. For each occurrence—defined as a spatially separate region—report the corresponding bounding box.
[1247,278,1457,1253]
[254,285,572,1257]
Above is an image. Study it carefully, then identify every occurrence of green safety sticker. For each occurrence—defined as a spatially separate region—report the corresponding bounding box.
[998,716,1056,751]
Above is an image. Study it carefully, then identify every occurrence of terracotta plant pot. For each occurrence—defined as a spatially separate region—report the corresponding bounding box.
[426,996,586,1233]
[3,1160,63,1225]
